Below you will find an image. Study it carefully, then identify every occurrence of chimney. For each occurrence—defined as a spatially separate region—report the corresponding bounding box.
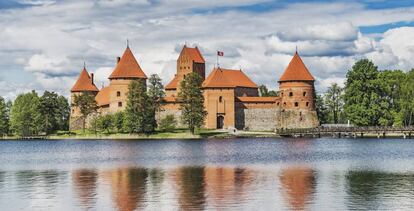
[91,73,94,85]
[117,56,121,63]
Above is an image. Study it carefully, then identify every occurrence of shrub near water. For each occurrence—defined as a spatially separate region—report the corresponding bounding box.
[158,115,176,132]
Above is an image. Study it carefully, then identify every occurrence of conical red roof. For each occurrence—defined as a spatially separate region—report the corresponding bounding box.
[109,47,147,79]
[279,52,315,82]
[71,68,99,92]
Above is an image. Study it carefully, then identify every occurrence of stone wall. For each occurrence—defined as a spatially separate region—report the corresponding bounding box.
[235,102,277,131]
[275,109,319,129]
[156,108,184,128]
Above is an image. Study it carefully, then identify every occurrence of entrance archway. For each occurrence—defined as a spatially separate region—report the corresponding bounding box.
[217,115,224,129]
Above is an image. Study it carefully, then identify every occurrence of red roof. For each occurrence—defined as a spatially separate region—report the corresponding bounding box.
[237,97,279,103]
[279,52,315,82]
[181,46,205,63]
[109,47,147,79]
[202,68,258,88]
[95,86,110,106]
[71,68,99,92]
[165,75,179,90]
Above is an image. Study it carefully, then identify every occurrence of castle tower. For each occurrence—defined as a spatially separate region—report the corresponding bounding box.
[107,46,148,113]
[70,66,99,130]
[165,45,205,97]
[277,51,319,129]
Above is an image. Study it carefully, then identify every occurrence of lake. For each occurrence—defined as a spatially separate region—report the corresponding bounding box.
[0,138,414,210]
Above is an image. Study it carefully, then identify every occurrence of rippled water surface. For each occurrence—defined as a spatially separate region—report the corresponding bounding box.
[1,138,414,210]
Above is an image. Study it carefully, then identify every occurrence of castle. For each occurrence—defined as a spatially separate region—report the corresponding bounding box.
[70,45,319,131]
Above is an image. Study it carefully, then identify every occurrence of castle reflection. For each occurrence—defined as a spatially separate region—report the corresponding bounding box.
[72,169,98,210]
[279,166,316,211]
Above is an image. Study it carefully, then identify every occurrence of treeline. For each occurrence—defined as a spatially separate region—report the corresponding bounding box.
[74,73,206,135]
[0,91,69,137]
[318,59,414,127]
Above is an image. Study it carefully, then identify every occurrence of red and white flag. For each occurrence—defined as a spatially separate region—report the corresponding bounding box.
[217,51,224,56]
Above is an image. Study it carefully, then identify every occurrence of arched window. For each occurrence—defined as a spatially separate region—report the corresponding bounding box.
[219,96,223,103]
[289,92,293,97]
[295,102,299,107]
[117,91,121,97]
[303,91,307,97]
[306,102,309,107]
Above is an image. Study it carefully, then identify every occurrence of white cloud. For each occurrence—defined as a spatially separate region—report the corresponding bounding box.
[0,0,414,98]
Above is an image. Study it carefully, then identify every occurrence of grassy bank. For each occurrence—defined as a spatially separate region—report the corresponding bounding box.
[1,129,280,140]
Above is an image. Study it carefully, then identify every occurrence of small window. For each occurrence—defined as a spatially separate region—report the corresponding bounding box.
[277,102,280,106]
[219,96,223,103]
[289,92,293,97]
[117,91,121,97]
[118,102,122,107]
[72,109,75,114]
[306,102,309,107]
[303,92,307,97]
[283,102,286,107]
[295,102,299,107]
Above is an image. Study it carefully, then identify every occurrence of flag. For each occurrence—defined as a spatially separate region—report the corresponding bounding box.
[217,51,224,56]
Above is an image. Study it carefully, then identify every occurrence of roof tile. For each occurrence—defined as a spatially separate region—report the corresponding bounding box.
[279,52,315,82]
[203,68,258,88]
[71,68,99,92]
[109,47,148,79]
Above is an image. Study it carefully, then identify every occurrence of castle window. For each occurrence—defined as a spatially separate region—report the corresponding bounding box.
[118,102,122,107]
[117,91,121,97]
[295,102,299,107]
[219,96,223,103]
[289,92,293,97]
[72,109,74,114]
[281,92,284,97]
[277,102,280,106]
[306,102,309,107]
[303,92,307,97]
[283,102,286,107]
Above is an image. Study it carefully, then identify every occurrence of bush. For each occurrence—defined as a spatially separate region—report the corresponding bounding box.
[158,115,176,132]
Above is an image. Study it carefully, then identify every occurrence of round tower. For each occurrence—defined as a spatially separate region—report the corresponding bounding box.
[70,66,99,130]
[277,51,318,128]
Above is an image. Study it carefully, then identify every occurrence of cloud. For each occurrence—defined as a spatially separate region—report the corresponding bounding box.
[0,0,414,99]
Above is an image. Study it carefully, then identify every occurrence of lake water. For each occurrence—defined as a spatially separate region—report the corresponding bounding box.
[0,138,414,210]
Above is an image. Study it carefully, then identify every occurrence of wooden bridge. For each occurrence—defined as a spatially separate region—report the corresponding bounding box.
[277,126,414,138]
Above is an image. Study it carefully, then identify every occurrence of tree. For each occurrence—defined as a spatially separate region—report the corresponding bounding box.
[73,92,98,132]
[324,83,344,124]
[0,97,9,136]
[57,95,70,131]
[178,72,207,134]
[39,91,69,134]
[344,59,385,126]
[113,112,124,133]
[10,91,41,136]
[158,115,177,132]
[98,114,113,134]
[147,74,165,130]
[398,70,414,126]
[259,85,278,97]
[315,94,328,124]
[124,79,154,134]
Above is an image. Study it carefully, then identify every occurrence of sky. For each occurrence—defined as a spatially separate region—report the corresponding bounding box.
[0,0,414,100]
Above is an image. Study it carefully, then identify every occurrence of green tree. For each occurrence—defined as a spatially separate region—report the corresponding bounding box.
[57,95,70,131]
[0,97,9,136]
[178,72,207,134]
[377,70,406,126]
[258,85,278,97]
[98,114,113,134]
[113,112,124,133]
[324,83,344,124]
[147,74,165,130]
[73,92,98,132]
[158,115,177,132]
[124,80,154,134]
[398,70,414,126]
[344,59,386,126]
[39,91,69,134]
[10,91,41,136]
[315,94,328,124]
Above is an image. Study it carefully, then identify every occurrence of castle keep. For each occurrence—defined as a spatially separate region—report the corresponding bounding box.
[70,45,319,131]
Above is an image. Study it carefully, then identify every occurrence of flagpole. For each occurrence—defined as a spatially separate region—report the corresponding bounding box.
[216,50,219,68]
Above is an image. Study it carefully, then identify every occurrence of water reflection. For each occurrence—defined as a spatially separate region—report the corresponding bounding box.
[173,166,206,210]
[279,166,316,211]
[72,169,98,210]
[103,168,148,211]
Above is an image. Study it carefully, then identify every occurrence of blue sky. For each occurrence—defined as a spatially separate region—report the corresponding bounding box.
[0,0,413,99]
